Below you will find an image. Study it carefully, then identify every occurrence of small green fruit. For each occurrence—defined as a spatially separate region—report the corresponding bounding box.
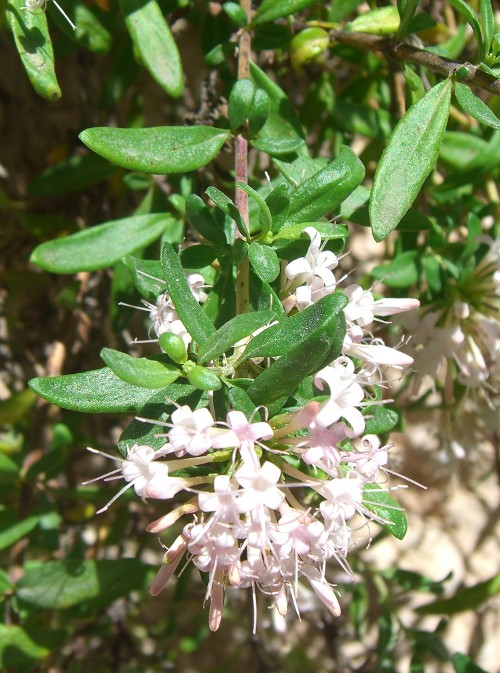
[186,365,222,391]
[290,28,329,70]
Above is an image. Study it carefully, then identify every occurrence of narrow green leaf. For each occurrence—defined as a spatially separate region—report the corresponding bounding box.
[417,575,500,615]
[454,82,500,130]
[123,256,165,301]
[0,389,37,425]
[198,310,275,364]
[448,0,483,60]
[480,0,494,54]
[48,0,112,54]
[29,367,159,413]
[363,484,407,539]
[100,349,180,389]
[79,126,230,174]
[242,293,348,359]
[248,242,281,282]
[6,0,61,100]
[236,182,273,237]
[17,559,151,609]
[346,6,400,35]
[254,0,318,24]
[228,386,257,418]
[251,137,305,155]
[161,243,216,344]
[185,194,228,248]
[370,79,452,241]
[205,186,249,237]
[120,0,183,97]
[0,515,39,551]
[30,214,170,274]
[247,328,333,404]
[286,146,365,225]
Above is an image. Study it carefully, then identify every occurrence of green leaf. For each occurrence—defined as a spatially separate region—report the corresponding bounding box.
[248,88,271,135]
[242,293,348,359]
[346,6,400,35]
[416,574,500,615]
[28,154,116,197]
[248,241,280,282]
[236,182,273,237]
[228,78,255,130]
[274,221,348,241]
[30,214,171,274]
[29,367,160,413]
[253,0,318,25]
[120,0,183,97]
[0,515,39,551]
[79,126,230,174]
[223,2,248,27]
[228,386,257,418]
[0,624,65,668]
[100,349,180,389]
[363,405,399,435]
[372,251,419,288]
[370,79,452,241]
[448,0,484,60]
[252,136,305,155]
[123,255,164,301]
[185,194,228,248]
[247,325,335,404]
[206,186,249,237]
[198,310,276,364]
[452,653,489,673]
[284,146,365,225]
[48,0,111,54]
[0,389,37,425]
[17,558,151,609]
[6,0,61,100]
[363,484,407,539]
[480,0,494,54]
[161,243,216,344]
[250,62,305,145]
[454,82,500,130]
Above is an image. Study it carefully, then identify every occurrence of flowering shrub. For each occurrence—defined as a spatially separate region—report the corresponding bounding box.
[2,0,499,670]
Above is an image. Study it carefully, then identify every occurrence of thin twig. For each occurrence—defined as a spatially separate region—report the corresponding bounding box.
[329,30,500,96]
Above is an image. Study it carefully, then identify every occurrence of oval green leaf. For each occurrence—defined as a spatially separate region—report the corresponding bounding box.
[7,0,61,100]
[100,349,180,389]
[17,559,151,609]
[248,241,280,282]
[120,0,183,97]
[30,214,171,273]
[370,79,452,241]
[28,154,116,197]
[363,483,407,539]
[79,126,231,174]
[29,367,159,413]
[454,82,500,130]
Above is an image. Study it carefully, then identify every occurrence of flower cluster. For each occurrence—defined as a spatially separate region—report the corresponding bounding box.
[87,226,419,631]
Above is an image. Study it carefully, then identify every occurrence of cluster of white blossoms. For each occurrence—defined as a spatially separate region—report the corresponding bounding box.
[88,226,420,631]
[401,236,500,400]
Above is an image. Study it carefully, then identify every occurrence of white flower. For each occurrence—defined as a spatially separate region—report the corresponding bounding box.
[168,406,215,457]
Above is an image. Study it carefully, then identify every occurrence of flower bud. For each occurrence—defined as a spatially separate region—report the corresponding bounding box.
[158,333,188,364]
[186,364,222,391]
[290,28,329,70]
